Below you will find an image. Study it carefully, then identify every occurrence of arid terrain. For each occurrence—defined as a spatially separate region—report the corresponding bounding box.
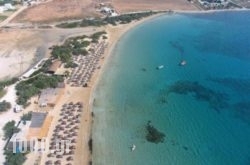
[0,30,41,80]
[0,27,102,80]
[0,0,198,164]
[12,0,197,23]
[111,0,197,13]
[12,0,100,23]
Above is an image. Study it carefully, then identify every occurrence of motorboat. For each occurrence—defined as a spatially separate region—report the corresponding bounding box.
[179,60,187,66]
[156,65,164,70]
[131,144,136,151]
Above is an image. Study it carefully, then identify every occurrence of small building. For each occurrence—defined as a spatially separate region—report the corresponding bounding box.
[7,121,32,152]
[27,112,53,140]
[21,58,49,79]
[101,7,112,13]
[4,3,16,10]
[38,88,63,107]
[7,112,53,151]
[110,11,118,17]
[0,6,5,13]
[47,60,62,74]
[198,0,228,9]
[101,7,118,17]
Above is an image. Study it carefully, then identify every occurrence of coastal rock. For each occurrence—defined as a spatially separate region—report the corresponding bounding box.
[165,80,229,112]
[145,121,165,144]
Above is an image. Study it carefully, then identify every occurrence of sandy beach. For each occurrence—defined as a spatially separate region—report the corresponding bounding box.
[0,26,102,165]
[1,3,249,163]
[37,13,164,165]
[72,13,164,164]
[0,12,162,164]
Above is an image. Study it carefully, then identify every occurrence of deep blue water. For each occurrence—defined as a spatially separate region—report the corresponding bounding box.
[92,11,250,165]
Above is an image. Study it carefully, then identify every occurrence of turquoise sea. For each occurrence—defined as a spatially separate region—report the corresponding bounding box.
[92,11,250,165]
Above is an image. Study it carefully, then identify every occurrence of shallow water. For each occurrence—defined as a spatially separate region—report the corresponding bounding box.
[93,11,250,165]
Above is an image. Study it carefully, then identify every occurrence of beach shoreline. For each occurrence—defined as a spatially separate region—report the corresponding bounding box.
[0,14,161,164]
[81,10,250,165]
[39,13,164,165]
[81,13,164,164]
[175,8,250,14]
[1,9,250,164]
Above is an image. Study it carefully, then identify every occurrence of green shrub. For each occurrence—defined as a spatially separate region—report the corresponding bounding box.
[51,45,71,63]
[29,59,52,77]
[0,100,11,112]
[65,61,78,68]
[4,150,26,165]
[21,112,32,121]
[0,77,18,91]
[16,74,63,105]
[3,120,20,140]
[91,31,107,43]
[0,89,6,99]
[56,11,157,29]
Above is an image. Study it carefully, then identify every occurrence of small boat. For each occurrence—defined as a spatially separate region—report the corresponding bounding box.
[131,144,136,151]
[156,65,164,70]
[179,60,186,66]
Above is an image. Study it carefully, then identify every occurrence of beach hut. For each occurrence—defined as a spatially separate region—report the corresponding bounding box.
[47,60,62,74]
[38,88,61,107]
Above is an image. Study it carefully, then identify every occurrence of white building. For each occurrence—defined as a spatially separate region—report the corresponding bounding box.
[101,7,112,13]
[101,7,118,17]
[0,3,16,13]
[4,3,16,10]
[0,6,4,13]
[14,105,22,113]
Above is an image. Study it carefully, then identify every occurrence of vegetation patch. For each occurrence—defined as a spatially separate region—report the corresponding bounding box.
[209,77,250,94]
[51,45,71,63]
[15,74,63,105]
[56,18,106,28]
[50,32,105,67]
[0,78,18,99]
[4,150,26,165]
[3,120,20,140]
[90,31,107,43]
[56,11,158,28]
[0,100,11,112]
[21,111,32,121]
[2,120,26,165]
[104,12,156,25]
[161,81,229,111]
[29,59,52,77]
[233,102,250,124]
[146,121,166,144]
[0,77,18,91]
[0,89,6,99]
[0,15,8,21]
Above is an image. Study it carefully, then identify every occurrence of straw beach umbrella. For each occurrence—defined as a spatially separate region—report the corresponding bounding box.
[67,156,73,161]
[45,160,53,165]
